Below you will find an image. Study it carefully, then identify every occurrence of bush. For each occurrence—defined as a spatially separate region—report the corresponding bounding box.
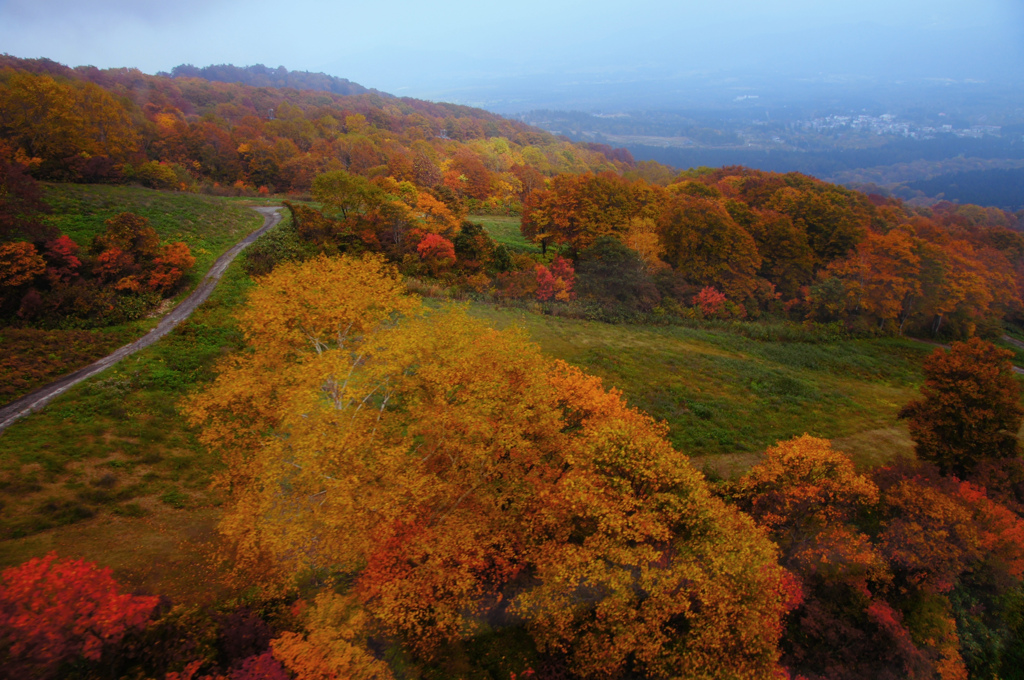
[125,161,180,190]
[243,217,316,277]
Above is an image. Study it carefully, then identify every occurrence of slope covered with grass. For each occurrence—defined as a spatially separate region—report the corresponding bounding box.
[470,305,930,473]
[41,183,263,287]
[0,185,263,405]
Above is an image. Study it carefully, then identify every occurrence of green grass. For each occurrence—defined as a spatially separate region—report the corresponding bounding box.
[0,210,295,602]
[0,259,255,542]
[0,185,269,406]
[42,183,265,278]
[995,331,1024,367]
[468,304,929,470]
[470,214,540,254]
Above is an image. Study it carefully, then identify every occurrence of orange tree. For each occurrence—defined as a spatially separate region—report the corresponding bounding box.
[733,436,1024,680]
[899,337,1023,478]
[734,437,950,679]
[657,191,762,300]
[185,254,792,679]
[521,172,661,256]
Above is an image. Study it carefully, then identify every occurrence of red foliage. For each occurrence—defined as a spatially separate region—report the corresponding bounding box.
[535,264,556,301]
[550,255,576,297]
[416,232,456,262]
[148,241,196,294]
[43,234,82,286]
[93,246,137,284]
[0,552,159,678]
[535,256,575,302]
[229,651,290,680]
[416,233,456,276]
[693,286,727,317]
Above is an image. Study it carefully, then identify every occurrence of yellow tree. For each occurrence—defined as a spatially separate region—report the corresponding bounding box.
[0,72,137,165]
[184,253,418,501]
[185,255,793,678]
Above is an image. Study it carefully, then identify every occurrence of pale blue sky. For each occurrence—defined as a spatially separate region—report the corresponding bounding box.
[1,0,1021,102]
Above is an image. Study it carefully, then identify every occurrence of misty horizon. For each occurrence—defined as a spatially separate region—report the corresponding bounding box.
[2,0,1022,113]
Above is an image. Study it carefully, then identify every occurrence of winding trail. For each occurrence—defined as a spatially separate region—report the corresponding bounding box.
[0,206,283,434]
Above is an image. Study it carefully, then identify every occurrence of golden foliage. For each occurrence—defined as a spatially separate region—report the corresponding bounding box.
[185,255,791,678]
[271,593,394,680]
[0,241,45,288]
[733,434,879,534]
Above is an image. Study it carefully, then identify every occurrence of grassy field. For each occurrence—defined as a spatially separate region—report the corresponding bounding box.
[0,205,940,603]
[0,207,296,601]
[42,183,264,277]
[0,257,256,597]
[468,305,930,474]
[471,214,541,254]
[0,186,265,405]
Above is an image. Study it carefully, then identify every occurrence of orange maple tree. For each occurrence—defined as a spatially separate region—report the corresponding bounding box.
[0,240,46,288]
[657,192,762,300]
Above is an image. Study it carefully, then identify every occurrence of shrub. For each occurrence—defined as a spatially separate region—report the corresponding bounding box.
[0,553,159,678]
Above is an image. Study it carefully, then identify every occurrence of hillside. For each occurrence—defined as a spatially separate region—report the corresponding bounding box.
[163,63,383,97]
[0,184,262,402]
[0,55,631,200]
[4,57,1024,680]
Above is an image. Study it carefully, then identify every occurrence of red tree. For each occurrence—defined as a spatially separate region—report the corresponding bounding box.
[0,552,160,678]
[148,241,196,294]
[43,234,82,286]
[416,233,456,276]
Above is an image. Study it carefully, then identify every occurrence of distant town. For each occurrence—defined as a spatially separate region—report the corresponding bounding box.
[523,110,1013,151]
[799,114,1002,141]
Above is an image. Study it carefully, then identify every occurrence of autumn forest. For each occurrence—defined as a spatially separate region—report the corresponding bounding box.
[2,55,1024,680]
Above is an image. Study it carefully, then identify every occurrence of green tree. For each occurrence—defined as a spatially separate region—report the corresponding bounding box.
[311,169,381,219]
[575,236,659,311]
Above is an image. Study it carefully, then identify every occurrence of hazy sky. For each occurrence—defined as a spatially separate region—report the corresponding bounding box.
[2,0,1021,104]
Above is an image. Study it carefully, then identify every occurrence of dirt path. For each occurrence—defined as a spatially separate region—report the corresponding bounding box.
[1002,334,1024,352]
[0,206,282,434]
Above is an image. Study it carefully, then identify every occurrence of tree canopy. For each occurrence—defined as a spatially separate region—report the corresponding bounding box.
[185,254,793,678]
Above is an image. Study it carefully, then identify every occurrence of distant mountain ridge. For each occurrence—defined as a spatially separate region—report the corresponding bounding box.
[905,167,1024,213]
[162,63,388,97]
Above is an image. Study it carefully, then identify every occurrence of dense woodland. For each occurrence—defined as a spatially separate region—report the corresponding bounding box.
[163,64,379,97]
[3,57,1024,679]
